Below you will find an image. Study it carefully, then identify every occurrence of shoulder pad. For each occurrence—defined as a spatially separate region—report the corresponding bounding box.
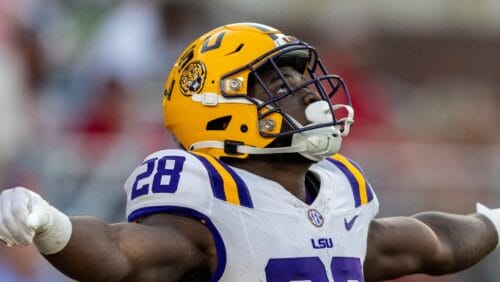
[317,154,377,208]
[124,149,214,221]
[124,149,253,222]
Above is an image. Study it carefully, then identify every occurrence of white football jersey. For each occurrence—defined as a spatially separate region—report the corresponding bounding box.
[124,149,379,281]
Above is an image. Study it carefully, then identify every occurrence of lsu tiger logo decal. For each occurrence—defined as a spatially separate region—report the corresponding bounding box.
[179,61,206,96]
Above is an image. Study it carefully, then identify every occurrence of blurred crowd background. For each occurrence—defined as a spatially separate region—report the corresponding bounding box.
[0,0,499,281]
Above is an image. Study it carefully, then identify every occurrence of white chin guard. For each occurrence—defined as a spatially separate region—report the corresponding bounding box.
[291,127,342,161]
[291,100,352,161]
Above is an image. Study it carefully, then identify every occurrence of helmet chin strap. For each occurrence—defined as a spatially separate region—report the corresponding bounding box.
[189,140,309,155]
[190,101,354,161]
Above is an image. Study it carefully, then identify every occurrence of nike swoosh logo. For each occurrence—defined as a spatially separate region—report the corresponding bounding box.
[344,215,359,231]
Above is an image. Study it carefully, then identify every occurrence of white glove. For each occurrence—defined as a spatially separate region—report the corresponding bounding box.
[477,203,500,248]
[0,187,72,254]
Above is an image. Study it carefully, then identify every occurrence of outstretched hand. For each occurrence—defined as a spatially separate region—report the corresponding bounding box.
[0,187,51,247]
[0,187,72,254]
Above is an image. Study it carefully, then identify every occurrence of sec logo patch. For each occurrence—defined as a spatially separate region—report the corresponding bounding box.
[308,209,324,227]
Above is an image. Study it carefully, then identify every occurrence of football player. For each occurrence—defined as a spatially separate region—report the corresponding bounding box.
[0,23,499,281]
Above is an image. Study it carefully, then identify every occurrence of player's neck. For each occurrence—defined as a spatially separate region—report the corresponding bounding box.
[222,154,315,203]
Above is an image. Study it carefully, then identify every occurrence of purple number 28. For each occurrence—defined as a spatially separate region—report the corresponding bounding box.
[265,256,363,282]
[131,156,186,200]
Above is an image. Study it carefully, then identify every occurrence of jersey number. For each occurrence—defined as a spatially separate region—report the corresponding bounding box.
[265,256,363,282]
[131,156,186,200]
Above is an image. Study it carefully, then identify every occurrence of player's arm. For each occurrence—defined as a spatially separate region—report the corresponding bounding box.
[0,187,214,281]
[363,210,499,281]
[49,215,213,281]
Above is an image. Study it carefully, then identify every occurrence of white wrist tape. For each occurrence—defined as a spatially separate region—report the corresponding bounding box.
[27,197,73,255]
[476,203,500,248]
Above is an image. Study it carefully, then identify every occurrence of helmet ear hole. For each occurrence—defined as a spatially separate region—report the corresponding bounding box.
[206,115,232,130]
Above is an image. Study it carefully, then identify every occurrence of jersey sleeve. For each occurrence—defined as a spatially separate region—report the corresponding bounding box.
[123,149,216,222]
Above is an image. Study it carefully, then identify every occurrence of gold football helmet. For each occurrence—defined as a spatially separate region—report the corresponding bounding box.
[162,22,353,160]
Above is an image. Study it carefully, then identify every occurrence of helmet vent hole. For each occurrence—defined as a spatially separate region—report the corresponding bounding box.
[224,44,244,56]
[206,115,232,130]
[240,124,248,133]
